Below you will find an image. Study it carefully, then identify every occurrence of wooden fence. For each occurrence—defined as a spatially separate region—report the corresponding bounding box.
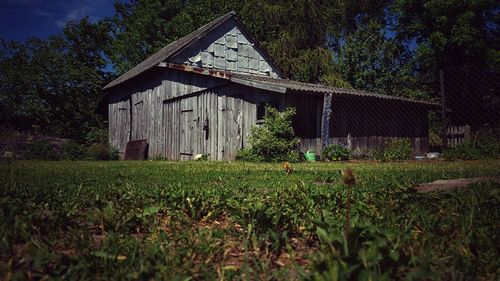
[446,125,471,147]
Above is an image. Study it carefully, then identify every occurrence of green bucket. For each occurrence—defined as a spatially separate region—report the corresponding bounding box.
[305,150,316,162]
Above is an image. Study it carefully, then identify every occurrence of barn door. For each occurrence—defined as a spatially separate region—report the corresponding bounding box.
[180,97,198,160]
[225,95,243,160]
[115,99,131,154]
[132,100,144,140]
[217,93,243,160]
[163,100,178,160]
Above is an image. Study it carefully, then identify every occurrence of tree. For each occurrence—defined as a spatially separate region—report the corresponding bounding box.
[0,38,51,129]
[392,0,499,70]
[0,17,113,140]
[392,0,500,128]
[333,21,429,99]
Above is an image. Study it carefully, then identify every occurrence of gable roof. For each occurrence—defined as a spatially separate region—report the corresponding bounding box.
[104,11,284,90]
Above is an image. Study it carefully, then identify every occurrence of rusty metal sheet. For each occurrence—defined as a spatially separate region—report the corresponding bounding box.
[124,139,148,160]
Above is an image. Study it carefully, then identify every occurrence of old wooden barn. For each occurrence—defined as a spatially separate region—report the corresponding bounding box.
[104,12,438,160]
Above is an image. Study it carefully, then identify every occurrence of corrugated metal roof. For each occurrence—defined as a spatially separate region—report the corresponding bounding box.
[230,74,440,107]
[104,11,284,90]
[155,62,440,107]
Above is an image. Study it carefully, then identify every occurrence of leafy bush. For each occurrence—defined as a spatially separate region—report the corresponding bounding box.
[61,142,88,160]
[322,144,352,161]
[88,143,119,160]
[370,139,412,161]
[443,135,500,160]
[109,145,120,160]
[236,106,300,162]
[84,126,108,144]
[26,140,60,160]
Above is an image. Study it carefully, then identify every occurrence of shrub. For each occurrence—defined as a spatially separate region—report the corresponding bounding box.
[109,145,120,160]
[370,139,412,161]
[61,142,88,160]
[26,140,60,160]
[236,106,300,162]
[88,143,119,160]
[84,127,108,144]
[236,147,261,162]
[443,135,500,160]
[322,144,351,161]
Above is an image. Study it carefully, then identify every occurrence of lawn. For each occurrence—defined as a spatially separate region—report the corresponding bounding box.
[1,160,499,280]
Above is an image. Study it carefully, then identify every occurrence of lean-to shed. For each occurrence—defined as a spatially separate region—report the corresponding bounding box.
[104,12,438,160]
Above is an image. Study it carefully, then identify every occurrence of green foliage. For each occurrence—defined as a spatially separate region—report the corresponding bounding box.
[333,21,429,99]
[236,106,300,162]
[152,155,167,161]
[109,145,120,161]
[88,143,119,161]
[26,141,60,160]
[322,144,352,161]
[61,142,88,160]
[370,139,413,161]
[84,126,109,145]
[392,0,498,69]
[443,135,500,160]
[0,18,112,140]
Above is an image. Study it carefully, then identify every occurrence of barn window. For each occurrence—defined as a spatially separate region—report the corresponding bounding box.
[256,101,278,124]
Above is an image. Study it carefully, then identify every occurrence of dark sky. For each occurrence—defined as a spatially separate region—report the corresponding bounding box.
[0,0,122,42]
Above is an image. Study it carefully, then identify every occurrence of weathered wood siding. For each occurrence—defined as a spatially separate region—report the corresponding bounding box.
[161,84,285,160]
[109,69,430,160]
[108,92,131,157]
[108,68,228,157]
[109,70,287,160]
[327,96,430,156]
[171,18,281,78]
[284,93,431,156]
[285,93,324,153]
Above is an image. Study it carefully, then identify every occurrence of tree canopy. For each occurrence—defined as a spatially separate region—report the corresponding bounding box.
[1,0,498,139]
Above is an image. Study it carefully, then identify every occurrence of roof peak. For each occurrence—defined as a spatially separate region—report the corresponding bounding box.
[104,11,242,90]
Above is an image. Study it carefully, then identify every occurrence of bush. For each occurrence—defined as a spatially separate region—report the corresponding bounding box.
[26,140,60,160]
[443,135,500,160]
[88,143,119,160]
[61,142,88,160]
[370,139,412,161]
[236,106,300,162]
[322,144,351,161]
[84,127,108,144]
[109,145,120,160]
[236,148,261,162]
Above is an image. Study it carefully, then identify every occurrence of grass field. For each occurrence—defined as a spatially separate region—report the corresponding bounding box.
[1,160,499,280]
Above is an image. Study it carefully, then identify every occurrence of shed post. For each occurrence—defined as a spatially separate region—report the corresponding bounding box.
[321,93,332,148]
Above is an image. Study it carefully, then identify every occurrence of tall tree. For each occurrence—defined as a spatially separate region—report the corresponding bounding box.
[392,0,500,127]
[393,0,499,70]
[0,39,50,128]
[333,21,429,99]
[0,18,112,140]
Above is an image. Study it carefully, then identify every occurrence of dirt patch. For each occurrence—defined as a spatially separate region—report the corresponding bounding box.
[414,176,500,193]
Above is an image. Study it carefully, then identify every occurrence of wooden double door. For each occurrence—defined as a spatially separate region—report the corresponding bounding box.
[163,93,245,161]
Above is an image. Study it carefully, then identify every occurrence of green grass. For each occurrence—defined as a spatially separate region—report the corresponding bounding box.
[1,160,499,280]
